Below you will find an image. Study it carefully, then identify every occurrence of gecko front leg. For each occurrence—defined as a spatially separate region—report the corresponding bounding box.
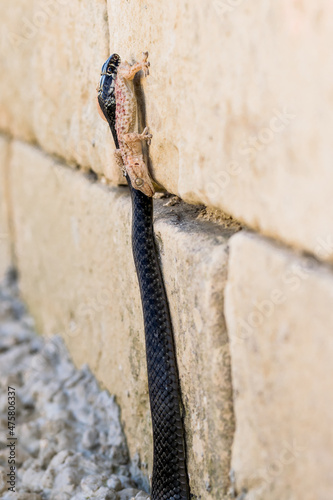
[114,148,126,175]
[123,127,153,148]
[118,52,150,80]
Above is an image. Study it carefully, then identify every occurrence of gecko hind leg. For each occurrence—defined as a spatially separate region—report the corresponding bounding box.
[123,127,153,147]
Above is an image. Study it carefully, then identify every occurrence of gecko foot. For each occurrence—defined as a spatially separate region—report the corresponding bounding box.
[141,52,150,77]
[139,126,153,145]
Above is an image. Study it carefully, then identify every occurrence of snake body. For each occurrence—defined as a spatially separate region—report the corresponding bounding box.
[97,55,190,499]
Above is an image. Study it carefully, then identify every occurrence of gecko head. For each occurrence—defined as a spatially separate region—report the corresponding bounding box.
[97,54,121,125]
[126,156,155,197]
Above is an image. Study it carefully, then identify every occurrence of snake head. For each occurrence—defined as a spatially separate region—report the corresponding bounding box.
[97,54,121,145]
[126,155,155,197]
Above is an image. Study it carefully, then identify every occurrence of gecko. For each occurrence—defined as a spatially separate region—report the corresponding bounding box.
[114,52,155,197]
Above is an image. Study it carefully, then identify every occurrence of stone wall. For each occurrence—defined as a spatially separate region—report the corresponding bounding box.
[0,137,11,278]
[1,2,332,499]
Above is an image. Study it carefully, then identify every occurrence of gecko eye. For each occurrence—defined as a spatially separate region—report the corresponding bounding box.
[135,178,144,187]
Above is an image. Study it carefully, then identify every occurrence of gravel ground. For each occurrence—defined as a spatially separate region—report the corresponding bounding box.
[0,269,150,500]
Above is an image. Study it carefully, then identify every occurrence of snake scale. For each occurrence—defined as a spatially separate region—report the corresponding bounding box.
[97,54,190,499]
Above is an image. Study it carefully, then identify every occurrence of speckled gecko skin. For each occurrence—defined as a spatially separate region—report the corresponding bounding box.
[114,52,155,197]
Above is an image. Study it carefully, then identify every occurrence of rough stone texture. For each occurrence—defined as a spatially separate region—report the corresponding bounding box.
[225,231,333,500]
[107,1,333,260]
[1,2,333,259]
[153,203,236,499]
[0,271,148,500]
[0,0,123,184]
[0,136,11,278]
[0,1,36,143]
[9,140,237,499]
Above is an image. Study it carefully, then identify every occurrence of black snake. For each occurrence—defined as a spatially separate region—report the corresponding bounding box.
[97,54,190,500]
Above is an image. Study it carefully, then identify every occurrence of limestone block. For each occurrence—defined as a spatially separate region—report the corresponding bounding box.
[0,1,36,142]
[107,1,333,261]
[2,2,333,258]
[9,140,237,499]
[225,231,333,500]
[30,0,118,179]
[0,136,11,278]
[0,0,122,183]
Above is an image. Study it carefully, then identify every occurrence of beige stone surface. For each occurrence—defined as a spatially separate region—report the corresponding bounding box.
[2,2,333,259]
[0,136,11,278]
[0,0,122,184]
[225,231,333,500]
[107,1,333,261]
[0,1,36,143]
[9,140,236,499]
